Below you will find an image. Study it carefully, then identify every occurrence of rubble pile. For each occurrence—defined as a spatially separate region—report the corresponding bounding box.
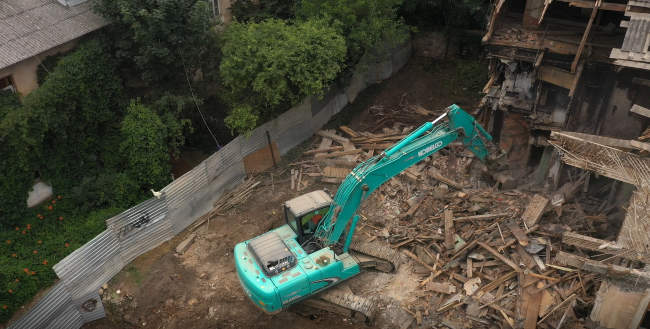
[286,106,649,329]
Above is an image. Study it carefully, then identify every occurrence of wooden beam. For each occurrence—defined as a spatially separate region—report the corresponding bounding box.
[478,241,521,272]
[562,231,650,263]
[569,60,584,97]
[483,0,506,43]
[538,0,554,25]
[539,65,575,90]
[556,0,626,12]
[631,104,650,118]
[444,210,455,250]
[571,0,601,73]
[555,251,650,285]
[590,280,650,329]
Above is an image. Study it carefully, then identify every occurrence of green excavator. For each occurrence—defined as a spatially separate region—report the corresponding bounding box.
[234,104,492,321]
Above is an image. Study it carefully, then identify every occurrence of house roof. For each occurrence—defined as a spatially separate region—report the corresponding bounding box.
[0,0,108,70]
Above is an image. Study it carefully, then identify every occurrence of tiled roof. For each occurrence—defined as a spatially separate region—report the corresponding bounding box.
[0,0,108,70]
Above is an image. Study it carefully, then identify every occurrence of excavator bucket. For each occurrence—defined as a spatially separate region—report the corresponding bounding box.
[447,104,493,161]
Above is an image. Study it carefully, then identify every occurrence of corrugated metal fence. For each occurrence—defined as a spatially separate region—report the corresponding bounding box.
[7,41,412,329]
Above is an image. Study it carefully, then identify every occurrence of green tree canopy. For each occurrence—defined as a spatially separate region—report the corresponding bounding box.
[94,0,217,83]
[120,100,171,190]
[219,18,346,134]
[297,0,409,66]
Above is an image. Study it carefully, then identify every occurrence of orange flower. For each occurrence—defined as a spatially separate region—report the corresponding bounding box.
[58,216,64,221]
[14,279,19,283]
[11,253,17,258]
[42,260,48,265]
[21,230,26,235]
[37,240,42,244]
[15,227,19,231]
[51,200,56,204]
[32,250,38,254]
[7,289,12,294]
[2,305,7,310]
[26,224,31,230]
[36,213,42,218]
[23,268,29,273]
[57,195,62,200]
[30,271,35,275]
[47,205,53,211]
[64,243,70,248]
[5,240,10,245]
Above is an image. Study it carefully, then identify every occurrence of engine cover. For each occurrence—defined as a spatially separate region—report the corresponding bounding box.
[248,231,296,277]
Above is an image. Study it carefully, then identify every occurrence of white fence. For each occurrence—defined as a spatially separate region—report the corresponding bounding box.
[7,41,412,329]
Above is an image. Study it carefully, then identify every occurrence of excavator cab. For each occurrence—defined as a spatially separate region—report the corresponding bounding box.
[283,190,332,245]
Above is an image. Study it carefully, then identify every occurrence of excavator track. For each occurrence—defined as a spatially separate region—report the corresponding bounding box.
[350,239,401,273]
[296,285,376,324]
[293,240,399,324]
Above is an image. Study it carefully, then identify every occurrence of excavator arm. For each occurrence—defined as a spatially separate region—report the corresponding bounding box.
[314,104,492,249]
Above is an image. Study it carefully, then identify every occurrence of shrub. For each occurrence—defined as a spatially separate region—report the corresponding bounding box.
[120,100,171,190]
[220,18,346,134]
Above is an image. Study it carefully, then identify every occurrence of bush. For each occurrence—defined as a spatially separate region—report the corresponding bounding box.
[0,196,124,324]
[120,100,171,190]
[220,18,346,134]
[297,0,409,66]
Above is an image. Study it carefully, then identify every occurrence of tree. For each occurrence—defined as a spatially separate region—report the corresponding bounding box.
[297,0,409,67]
[219,18,346,134]
[120,100,171,190]
[94,0,217,84]
[230,0,296,23]
[22,40,125,188]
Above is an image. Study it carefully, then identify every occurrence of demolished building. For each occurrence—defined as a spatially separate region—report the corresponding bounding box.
[480,0,650,327]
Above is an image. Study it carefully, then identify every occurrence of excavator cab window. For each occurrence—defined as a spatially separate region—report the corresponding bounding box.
[285,206,329,244]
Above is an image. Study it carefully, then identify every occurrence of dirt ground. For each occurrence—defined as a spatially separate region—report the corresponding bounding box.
[83,56,487,329]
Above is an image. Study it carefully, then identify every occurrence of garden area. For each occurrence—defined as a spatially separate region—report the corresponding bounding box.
[0,0,487,324]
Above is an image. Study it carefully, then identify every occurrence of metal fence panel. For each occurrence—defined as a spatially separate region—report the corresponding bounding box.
[53,230,123,300]
[171,162,246,235]
[162,163,209,210]
[205,138,243,182]
[239,121,274,157]
[106,197,171,264]
[8,282,72,329]
[72,291,105,323]
[45,305,84,329]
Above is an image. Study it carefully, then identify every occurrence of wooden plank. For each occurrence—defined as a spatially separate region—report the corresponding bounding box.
[444,210,455,250]
[323,167,350,178]
[508,223,530,247]
[478,241,521,272]
[539,65,575,90]
[631,104,650,118]
[316,130,349,144]
[590,280,650,329]
[429,168,464,190]
[339,125,359,138]
[243,142,281,174]
[555,251,650,285]
[454,212,511,222]
[314,149,362,159]
[522,194,549,228]
[538,0,553,25]
[304,146,343,155]
[569,60,584,97]
[523,281,543,329]
[428,281,457,294]
[562,231,650,263]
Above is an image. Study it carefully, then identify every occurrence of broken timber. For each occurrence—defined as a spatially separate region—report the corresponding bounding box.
[562,231,650,263]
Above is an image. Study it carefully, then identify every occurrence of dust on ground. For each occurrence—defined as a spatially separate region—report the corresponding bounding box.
[83,56,486,329]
